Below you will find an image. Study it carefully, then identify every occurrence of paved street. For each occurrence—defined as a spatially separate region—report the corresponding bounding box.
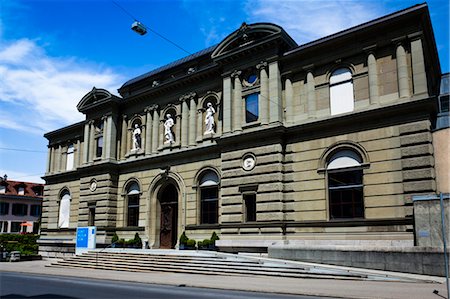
[0,260,447,299]
[0,272,333,299]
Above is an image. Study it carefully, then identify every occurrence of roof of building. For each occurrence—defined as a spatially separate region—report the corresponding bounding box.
[0,176,44,199]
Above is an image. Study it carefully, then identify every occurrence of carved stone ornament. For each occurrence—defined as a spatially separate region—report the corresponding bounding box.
[179,92,197,103]
[256,61,268,70]
[152,80,160,87]
[231,70,242,79]
[242,154,256,171]
[89,179,97,192]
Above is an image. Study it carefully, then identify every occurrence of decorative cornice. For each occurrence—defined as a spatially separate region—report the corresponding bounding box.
[179,92,197,102]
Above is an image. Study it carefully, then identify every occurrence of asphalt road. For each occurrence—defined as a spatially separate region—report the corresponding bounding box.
[0,272,336,299]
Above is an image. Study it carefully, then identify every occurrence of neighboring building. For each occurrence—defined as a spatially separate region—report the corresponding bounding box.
[0,175,44,234]
[40,4,445,256]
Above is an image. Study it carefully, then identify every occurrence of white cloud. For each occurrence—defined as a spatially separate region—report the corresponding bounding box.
[0,169,45,184]
[245,0,384,44]
[0,39,124,134]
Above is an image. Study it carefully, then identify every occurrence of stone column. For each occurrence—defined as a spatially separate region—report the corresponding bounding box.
[82,121,90,164]
[196,106,203,142]
[367,53,380,104]
[189,97,197,146]
[49,146,55,173]
[222,76,232,133]
[175,114,181,145]
[269,61,282,124]
[180,95,189,147]
[46,146,52,174]
[306,71,316,117]
[144,107,152,155]
[101,116,108,160]
[61,145,67,171]
[107,114,117,160]
[232,70,242,131]
[55,145,62,172]
[285,77,294,124]
[257,61,269,125]
[151,105,159,153]
[120,115,128,159]
[396,43,411,98]
[410,36,427,95]
[75,139,81,167]
[88,120,95,162]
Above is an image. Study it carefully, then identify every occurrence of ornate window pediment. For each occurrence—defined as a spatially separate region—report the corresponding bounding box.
[77,87,121,113]
[211,22,297,60]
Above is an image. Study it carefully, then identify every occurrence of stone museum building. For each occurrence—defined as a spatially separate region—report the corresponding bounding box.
[39,4,448,256]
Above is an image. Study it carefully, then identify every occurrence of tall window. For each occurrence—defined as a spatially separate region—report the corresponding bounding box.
[66,144,74,170]
[245,93,259,123]
[330,68,354,115]
[126,182,140,227]
[95,121,104,158]
[244,194,256,222]
[327,150,364,219]
[88,205,96,226]
[0,202,9,215]
[12,204,27,216]
[58,190,71,228]
[199,171,219,224]
[30,205,41,217]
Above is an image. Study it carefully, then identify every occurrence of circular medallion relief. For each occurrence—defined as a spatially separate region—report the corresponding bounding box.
[242,154,256,171]
[89,179,97,192]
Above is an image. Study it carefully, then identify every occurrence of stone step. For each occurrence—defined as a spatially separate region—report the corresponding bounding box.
[48,260,364,280]
[53,257,312,275]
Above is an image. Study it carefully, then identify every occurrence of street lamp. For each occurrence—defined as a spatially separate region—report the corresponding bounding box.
[131,21,147,35]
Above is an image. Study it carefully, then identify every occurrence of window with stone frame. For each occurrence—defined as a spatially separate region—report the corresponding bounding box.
[94,120,104,158]
[66,143,75,170]
[244,193,256,222]
[329,68,354,115]
[199,171,219,224]
[242,70,260,123]
[58,190,71,228]
[126,182,140,227]
[327,149,364,219]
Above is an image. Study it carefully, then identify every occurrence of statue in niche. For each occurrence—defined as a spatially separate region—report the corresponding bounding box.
[132,123,141,150]
[164,114,174,143]
[204,102,215,134]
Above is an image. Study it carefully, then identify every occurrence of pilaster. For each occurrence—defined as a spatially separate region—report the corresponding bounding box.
[151,106,160,153]
[410,35,427,96]
[232,70,242,132]
[396,43,411,98]
[285,77,294,124]
[257,61,269,125]
[367,53,380,104]
[144,107,152,155]
[189,97,197,146]
[269,61,282,124]
[222,76,232,133]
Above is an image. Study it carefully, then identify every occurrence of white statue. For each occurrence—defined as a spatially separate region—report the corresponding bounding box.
[164,114,174,143]
[204,102,215,134]
[132,124,141,150]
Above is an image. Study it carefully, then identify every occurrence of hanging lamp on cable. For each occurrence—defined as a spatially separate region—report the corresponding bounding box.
[131,20,147,35]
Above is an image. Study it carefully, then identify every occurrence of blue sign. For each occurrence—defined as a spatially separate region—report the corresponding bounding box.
[76,228,89,248]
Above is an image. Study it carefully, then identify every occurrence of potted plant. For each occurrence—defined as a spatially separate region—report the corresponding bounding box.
[133,233,142,248]
[186,239,196,250]
[111,233,119,247]
[179,231,189,250]
[210,231,219,250]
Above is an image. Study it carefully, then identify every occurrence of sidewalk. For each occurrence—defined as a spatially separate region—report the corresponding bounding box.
[1,259,447,299]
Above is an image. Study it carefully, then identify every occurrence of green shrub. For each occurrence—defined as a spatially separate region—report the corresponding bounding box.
[111,233,119,244]
[133,233,142,248]
[210,232,219,245]
[186,239,196,247]
[179,231,188,245]
[0,234,39,256]
[117,238,125,245]
[202,239,211,246]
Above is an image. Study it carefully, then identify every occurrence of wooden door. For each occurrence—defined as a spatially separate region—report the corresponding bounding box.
[160,204,173,249]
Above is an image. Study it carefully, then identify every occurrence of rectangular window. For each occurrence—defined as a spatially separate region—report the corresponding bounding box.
[66,144,74,170]
[18,187,25,195]
[12,204,28,216]
[30,205,41,217]
[127,195,140,227]
[244,194,256,222]
[32,222,40,234]
[245,93,259,123]
[328,170,364,219]
[0,221,8,233]
[11,222,21,233]
[0,202,9,215]
[200,187,218,224]
[96,137,103,158]
[88,206,95,226]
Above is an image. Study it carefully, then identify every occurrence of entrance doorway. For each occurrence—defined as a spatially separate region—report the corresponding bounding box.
[159,184,178,249]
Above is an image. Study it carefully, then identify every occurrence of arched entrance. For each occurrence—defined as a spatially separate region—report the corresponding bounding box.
[158,183,178,249]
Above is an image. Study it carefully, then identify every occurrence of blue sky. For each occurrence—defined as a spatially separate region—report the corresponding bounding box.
[0,0,449,183]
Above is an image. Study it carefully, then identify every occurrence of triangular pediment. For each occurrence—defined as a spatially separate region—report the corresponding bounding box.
[211,22,297,60]
[77,87,121,113]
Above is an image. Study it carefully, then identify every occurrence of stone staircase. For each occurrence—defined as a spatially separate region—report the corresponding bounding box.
[47,249,369,280]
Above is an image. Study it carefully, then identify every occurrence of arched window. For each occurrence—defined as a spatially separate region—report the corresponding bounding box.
[330,68,354,115]
[58,190,71,228]
[126,182,140,227]
[327,150,364,219]
[199,171,219,224]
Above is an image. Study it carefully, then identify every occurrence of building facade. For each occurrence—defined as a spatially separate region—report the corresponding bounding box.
[40,4,445,256]
[0,175,43,234]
